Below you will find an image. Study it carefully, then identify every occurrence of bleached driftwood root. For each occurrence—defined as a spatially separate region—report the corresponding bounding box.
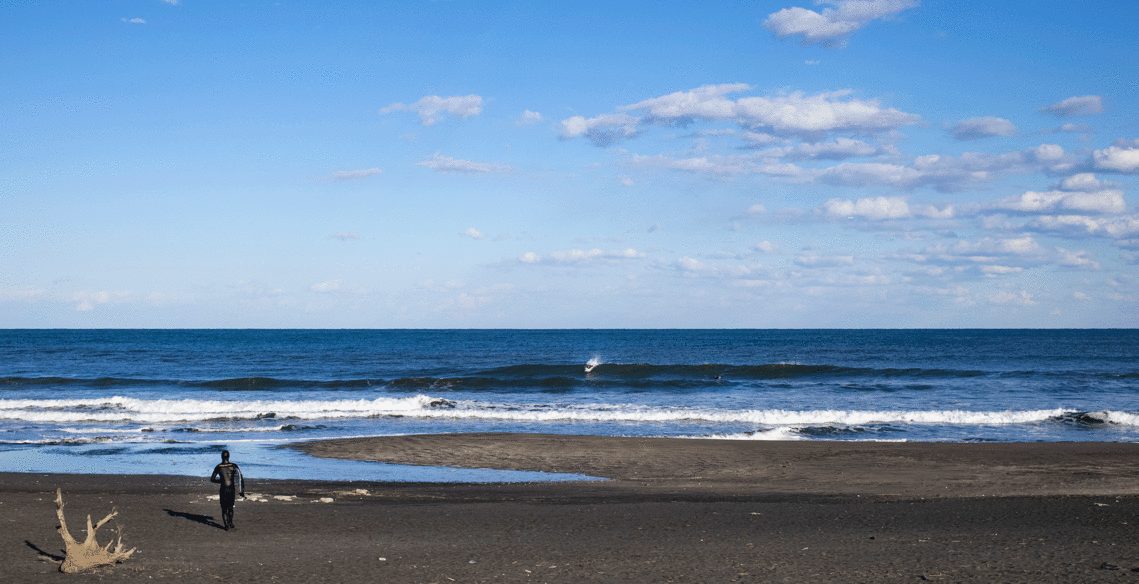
[54,488,136,573]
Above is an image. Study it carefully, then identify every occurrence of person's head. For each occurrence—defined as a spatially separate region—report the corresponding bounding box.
[221,450,230,462]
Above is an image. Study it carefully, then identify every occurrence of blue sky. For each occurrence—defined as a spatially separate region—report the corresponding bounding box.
[2,0,1138,328]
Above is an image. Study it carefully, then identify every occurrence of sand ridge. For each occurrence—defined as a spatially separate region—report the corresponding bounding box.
[291,433,1139,498]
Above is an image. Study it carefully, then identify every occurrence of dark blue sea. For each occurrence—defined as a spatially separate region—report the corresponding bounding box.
[1,330,1137,481]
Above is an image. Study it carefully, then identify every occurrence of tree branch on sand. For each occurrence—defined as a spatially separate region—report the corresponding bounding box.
[54,489,136,573]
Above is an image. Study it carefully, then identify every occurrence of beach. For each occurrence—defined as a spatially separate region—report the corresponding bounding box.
[4,435,1139,582]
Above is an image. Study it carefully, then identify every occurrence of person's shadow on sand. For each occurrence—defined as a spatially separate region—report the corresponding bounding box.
[25,540,64,563]
[164,508,225,530]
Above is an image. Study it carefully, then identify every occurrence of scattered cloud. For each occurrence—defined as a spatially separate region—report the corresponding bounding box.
[628,85,920,141]
[417,152,514,174]
[1038,95,1104,117]
[462,228,485,240]
[381,94,483,125]
[1091,139,1139,173]
[1038,122,1095,135]
[774,138,894,161]
[310,280,341,292]
[665,256,758,278]
[990,189,1126,215]
[516,110,543,126]
[72,290,129,311]
[795,252,855,267]
[821,195,953,220]
[562,85,920,146]
[122,18,146,24]
[518,248,644,266]
[332,168,382,181]
[329,232,359,241]
[559,113,641,147]
[898,236,1102,276]
[1025,214,1139,239]
[0,286,43,301]
[1051,173,1115,192]
[763,0,920,47]
[948,117,1017,141]
[989,289,1036,305]
[160,0,181,4]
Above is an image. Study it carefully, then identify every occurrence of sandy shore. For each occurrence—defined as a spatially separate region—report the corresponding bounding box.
[4,435,1139,582]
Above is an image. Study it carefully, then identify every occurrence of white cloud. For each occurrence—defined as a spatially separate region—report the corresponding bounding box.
[992,189,1126,214]
[949,117,1017,141]
[161,0,181,4]
[1055,248,1101,270]
[794,253,855,267]
[563,85,920,146]
[72,290,127,311]
[516,110,543,126]
[311,280,341,292]
[816,145,1076,192]
[667,257,756,277]
[632,152,808,178]
[902,236,1103,275]
[763,0,920,47]
[775,137,885,160]
[637,142,1077,193]
[1038,122,1095,135]
[1038,95,1105,117]
[1026,214,1139,239]
[122,17,146,24]
[381,94,483,125]
[989,290,1036,305]
[559,113,640,147]
[332,167,383,181]
[329,232,359,241]
[904,237,1046,268]
[627,86,920,141]
[518,248,645,266]
[742,204,766,216]
[1055,173,1109,191]
[1092,139,1139,173]
[817,195,954,222]
[0,286,43,301]
[417,152,514,174]
[823,196,911,220]
[462,228,485,240]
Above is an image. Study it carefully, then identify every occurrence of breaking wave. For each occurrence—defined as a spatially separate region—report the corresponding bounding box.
[2,395,1131,429]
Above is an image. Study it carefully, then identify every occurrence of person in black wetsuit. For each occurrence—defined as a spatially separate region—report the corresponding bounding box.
[210,450,245,530]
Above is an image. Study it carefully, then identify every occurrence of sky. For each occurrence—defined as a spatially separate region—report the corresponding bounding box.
[2,0,1138,328]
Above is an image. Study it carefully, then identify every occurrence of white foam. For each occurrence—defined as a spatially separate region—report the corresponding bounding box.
[0,395,439,424]
[697,427,803,440]
[0,396,1097,428]
[1101,410,1139,426]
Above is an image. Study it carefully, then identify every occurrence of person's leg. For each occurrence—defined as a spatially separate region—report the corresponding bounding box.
[220,488,236,529]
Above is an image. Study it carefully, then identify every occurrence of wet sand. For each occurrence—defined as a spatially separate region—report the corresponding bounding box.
[4,434,1139,582]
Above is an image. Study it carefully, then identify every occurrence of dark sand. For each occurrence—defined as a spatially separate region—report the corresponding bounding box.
[5,435,1139,582]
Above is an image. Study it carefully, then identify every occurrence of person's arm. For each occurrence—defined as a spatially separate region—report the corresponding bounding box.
[210,465,222,484]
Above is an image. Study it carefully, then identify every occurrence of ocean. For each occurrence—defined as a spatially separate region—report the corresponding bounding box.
[1,329,1136,482]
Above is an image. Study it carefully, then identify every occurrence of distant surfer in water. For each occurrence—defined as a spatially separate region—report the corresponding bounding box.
[210,450,245,531]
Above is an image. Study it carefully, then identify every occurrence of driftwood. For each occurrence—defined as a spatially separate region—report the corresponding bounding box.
[54,489,135,573]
